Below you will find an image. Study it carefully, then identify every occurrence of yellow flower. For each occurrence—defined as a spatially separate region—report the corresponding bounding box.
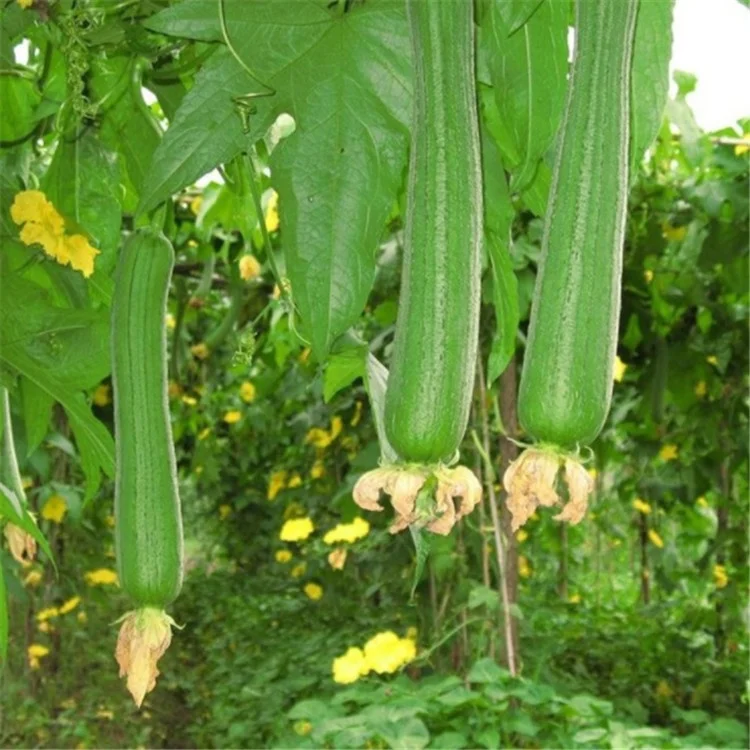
[568,593,581,604]
[85,568,118,586]
[37,606,60,622]
[329,416,343,441]
[190,195,203,215]
[264,189,279,232]
[328,547,347,570]
[310,460,326,480]
[694,380,707,398]
[658,444,678,462]
[24,569,43,587]
[280,517,314,542]
[239,381,256,403]
[696,496,709,508]
[287,473,302,488]
[613,355,627,382]
[239,254,261,281]
[93,384,111,406]
[267,470,288,501]
[515,529,528,543]
[165,313,176,330]
[305,427,331,448]
[218,504,232,520]
[12,190,63,236]
[191,342,209,360]
[60,234,100,278]
[18,0,34,8]
[735,141,750,156]
[38,621,53,633]
[275,549,292,563]
[304,583,323,601]
[323,517,370,545]
[28,643,50,669]
[290,562,307,578]
[223,410,242,425]
[41,494,67,524]
[706,355,718,366]
[350,401,363,427]
[332,646,369,684]
[181,395,198,406]
[662,223,687,242]
[648,529,664,548]
[198,427,211,441]
[713,564,729,589]
[655,680,673,699]
[518,555,532,579]
[363,631,416,674]
[632,498,652,515]
[59,596,81,615]
[293,721,313,737]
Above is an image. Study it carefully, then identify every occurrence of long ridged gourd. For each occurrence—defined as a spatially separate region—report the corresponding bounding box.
[112,228,183,608]
[518,0,638,449]
[384,0,483,464]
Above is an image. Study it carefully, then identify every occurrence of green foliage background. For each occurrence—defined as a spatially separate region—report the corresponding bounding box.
[0,1,747,749]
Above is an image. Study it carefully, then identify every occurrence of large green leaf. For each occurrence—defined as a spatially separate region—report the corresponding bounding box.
[21,377,53,457]
[137,48,260,214]
[43,128,122,275]
[145,0,412,357]
[90,55,162,210]
[483,0,568,191]
[482,127,519,384]
[0,75,40,142]
[630,0,674,172]
[0,268,110,392]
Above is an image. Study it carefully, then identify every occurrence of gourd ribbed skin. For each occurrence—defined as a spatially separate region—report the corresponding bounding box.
[112,229,183,607]
[518,0,638,449]
[384,0,483,464]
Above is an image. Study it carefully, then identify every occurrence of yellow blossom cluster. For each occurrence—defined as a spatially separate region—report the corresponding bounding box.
[648,529,664,548]
[85,568,118,586]
[240,381,256,403]
[713,564,729,589]
[267,470,304,500]
[11,191,100,277]
[332,630,417,685]
[518,555,532,579]
[305,417,343,449]
[304,582,323,600]
[191,342,210,360]
[28,643,50,669]
[39,493,67,524]
[658,444,679,462]
[632,498,652,515]
[223,410,242,424]
[279,517,314,542]
[93,384,111,407]
[613,355,627,383]
[275,549,292,563]
[323,517,370,545]
[265,189,280,232]
[239,254,261,281]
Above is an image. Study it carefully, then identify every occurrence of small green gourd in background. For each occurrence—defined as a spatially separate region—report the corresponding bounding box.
[111,228,183,707]
[504,0,639,530]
